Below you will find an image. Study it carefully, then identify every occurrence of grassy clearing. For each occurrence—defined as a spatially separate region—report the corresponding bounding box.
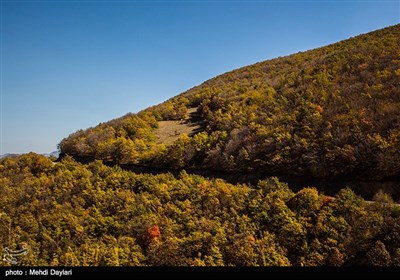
[155,107,204,145]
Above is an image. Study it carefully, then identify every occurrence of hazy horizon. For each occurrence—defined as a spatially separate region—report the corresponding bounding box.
[1,0,399,154]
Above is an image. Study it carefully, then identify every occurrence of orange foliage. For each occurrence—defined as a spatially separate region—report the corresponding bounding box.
[315,105,324,113]
[146,225,161,243]
[321,196,334,207]
[247,235,256,243]
[357,63,368,70]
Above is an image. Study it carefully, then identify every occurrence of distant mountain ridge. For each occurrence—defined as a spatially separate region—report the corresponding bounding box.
[0,153,20,159]
[43,151,60,158]
[0,151,59,159]
[59,24,400,181]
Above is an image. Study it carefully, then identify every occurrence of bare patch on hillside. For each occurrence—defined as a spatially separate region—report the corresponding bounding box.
[155,107,205,145]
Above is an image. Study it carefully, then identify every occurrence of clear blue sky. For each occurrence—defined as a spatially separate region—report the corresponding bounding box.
[1,0,399,154]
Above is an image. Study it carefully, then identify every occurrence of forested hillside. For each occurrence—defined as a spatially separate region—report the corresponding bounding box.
[59,24,400,181]
[2,25,400,267]
[1,153,400,266]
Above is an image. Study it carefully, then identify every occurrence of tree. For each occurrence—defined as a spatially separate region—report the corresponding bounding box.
[366,241,391,266]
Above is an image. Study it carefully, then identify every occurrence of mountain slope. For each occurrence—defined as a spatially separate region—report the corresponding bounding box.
[2,153,400,266]
[59,24,400,180]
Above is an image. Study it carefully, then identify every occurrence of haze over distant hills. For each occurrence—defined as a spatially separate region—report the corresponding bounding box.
[0,151,59,159]
[60,24,400,182]
[0,153,20,159]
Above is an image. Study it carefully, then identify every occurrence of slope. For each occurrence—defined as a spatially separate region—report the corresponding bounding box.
[59,24,400,181]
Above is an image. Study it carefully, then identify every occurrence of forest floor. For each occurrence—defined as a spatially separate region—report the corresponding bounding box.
[155,107,205,145]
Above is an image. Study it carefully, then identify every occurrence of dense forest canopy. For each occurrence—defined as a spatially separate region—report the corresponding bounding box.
[1,153,400,266]
[2,25,400,267]
[59,24,400,181]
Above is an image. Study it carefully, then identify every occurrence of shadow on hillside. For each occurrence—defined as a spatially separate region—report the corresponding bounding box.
[155,107,206,145]
[112,161,400,202]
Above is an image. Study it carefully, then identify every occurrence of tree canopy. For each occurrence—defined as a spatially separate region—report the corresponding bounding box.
[1,153,400,266]
[59,25,400,182]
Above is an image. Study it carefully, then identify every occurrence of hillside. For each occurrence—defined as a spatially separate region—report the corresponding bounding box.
[59,24,400,181]
[1,153,400,266]
[155,107,205,145]
[2,25,400,268]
